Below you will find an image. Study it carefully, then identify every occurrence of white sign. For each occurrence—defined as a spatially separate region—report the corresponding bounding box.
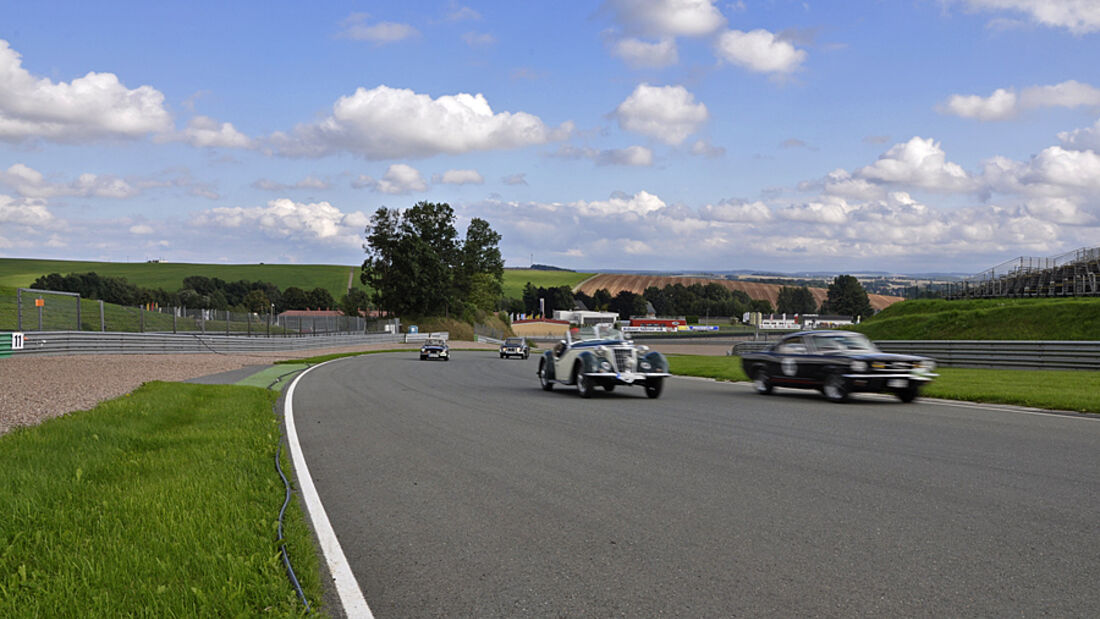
[622,326,674,333]
[11,332,24,350]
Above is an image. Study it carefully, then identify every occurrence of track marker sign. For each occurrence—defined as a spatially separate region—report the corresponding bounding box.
[12,332,23,349]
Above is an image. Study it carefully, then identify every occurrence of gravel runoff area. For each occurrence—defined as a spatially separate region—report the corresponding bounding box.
[0,341,500,436]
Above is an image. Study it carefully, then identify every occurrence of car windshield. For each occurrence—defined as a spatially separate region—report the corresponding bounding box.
[570,324,627,343]
[811,333,877,353]
[504,338,524,345]
[424,339,445,346]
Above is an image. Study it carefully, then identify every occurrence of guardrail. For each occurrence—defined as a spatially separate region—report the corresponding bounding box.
[9,331,406,357]
[730,339,1100,371]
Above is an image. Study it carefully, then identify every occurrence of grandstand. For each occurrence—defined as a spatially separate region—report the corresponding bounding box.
[946,246,1100,299]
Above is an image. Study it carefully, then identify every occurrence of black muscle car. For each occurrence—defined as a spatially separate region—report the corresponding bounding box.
[740,330,937,403]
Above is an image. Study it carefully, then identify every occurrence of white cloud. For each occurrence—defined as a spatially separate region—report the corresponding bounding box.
[603,0,726,37]
[699,199,772,222]
[856,137,975,192]
[940,81,1100,120]
[612,37,679,68]
[160,115,253,148]
[940,88,1018,120]
[434,169,485,185]
[1059,119,1100,151]
[599,145,654,166]
[779,198,851,224]
[0,39,172,143]
[0,163,140,199]
[191,199,369,245]
[714,29,807,75]
[0,194,54,226]
[575,190,667,217]
[446,2,482,21]
[690,139,725,158]
[352,163,428,194]
[462,32,496,48]
[337,13,419,44]
[269,85,572,159]
[252,176,331,191]
[614,83,708,145]
[129,224,154,235]
[957,0,1100,34]
[502,173,528,186]
[821,169,887,201]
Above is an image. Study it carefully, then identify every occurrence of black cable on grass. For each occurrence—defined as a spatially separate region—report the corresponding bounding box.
[268,366,314,613]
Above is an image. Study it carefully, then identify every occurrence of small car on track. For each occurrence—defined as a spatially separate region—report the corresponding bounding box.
[537,324,669,398]
[499,337,530,359]
[419,338,450,361]
[740,330,937,402]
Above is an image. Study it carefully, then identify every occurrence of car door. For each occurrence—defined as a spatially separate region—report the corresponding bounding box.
[772,336,813,386]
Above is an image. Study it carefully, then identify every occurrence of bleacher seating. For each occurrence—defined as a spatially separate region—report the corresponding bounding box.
[947,246,1100,299]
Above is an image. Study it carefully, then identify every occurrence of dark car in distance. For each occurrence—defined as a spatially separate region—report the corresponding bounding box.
[740,330,937,403]
[499,337,529,359]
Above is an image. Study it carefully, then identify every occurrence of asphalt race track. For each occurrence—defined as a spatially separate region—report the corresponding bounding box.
[289,351,1100,617]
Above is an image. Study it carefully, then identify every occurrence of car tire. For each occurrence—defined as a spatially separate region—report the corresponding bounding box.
[896,385,920,403]
[603,383,616,392]
[753,368,773,395]
[823,373,849,403]
[420,355,427,361]
[575,364,593,398]
[644,377,664,399]
[538,358,553,391]
[500,353,505,358]
[523,352,529,360]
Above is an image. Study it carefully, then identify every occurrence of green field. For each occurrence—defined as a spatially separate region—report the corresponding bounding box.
[501,269,595,299]
[0,382,323,616]
[851,297,1100,340]
[0,257,366,301]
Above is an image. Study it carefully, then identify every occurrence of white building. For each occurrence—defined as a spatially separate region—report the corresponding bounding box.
[553,310,620,326]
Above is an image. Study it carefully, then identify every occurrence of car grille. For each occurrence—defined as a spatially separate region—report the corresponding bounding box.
[613,348,635,372]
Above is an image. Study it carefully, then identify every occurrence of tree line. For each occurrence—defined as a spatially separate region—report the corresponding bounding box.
[28,272,371,316]
[507,275,875,321]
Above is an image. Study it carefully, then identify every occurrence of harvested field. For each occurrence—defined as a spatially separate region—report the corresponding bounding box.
[573,274,903,312]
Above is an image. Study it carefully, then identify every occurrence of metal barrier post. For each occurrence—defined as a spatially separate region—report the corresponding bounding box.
[38,298,43,330]
[247,311,252,337]
[226,310,230,336]
[99,300,105,332]
[17,288,22,330]
[140,307,144,333]
[76,297,81,331]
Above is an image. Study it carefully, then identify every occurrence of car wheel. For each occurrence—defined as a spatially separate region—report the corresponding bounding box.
[420,355,426,361]
[500,354,505,358]
[644,377,664,399]
[524,352,529,360]
[538,359,553,391]
[753,368,773,395]
[602,383,616,392]
[823,373,849,403]
[575,364,593,398]
[896,385,920,403]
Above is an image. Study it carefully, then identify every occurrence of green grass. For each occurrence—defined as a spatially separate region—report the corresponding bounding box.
[667,354,1099,413]
[501,269,595,299]
[0,257,366,302]
[0,382,323,616]
[851,297,1100,340]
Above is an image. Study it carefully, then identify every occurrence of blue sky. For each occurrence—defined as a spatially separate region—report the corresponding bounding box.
[1,0,1099,274]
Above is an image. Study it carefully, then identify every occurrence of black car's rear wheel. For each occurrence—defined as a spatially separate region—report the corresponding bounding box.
[823,372,849,403]
[644,377,664,399]
[753,368,773,395]
[538,359,553,391]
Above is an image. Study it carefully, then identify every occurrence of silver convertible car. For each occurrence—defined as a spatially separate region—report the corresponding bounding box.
[537,325,670,398]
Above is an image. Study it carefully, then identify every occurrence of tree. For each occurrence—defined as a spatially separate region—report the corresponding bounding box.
[307,287,334,310]
[340,288,371,317]
[242,289,270,313]
[361,202,504,317]
[777,286,818,315]
[592,288,613,311]
[281,287,309,311]
[822,275,873,319]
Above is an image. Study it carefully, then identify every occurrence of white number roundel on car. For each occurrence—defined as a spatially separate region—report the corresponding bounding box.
[781,357,798,376]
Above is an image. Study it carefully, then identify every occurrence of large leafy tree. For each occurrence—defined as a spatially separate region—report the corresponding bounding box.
[821,275,873,319]
[361,201,504,317]
[776,286,818,314]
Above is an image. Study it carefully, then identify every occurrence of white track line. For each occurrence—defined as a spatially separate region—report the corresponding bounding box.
[284,362,375,618]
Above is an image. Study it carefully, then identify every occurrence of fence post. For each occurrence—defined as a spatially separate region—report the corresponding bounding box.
[99,300,105,332]
[247,311,252,337]
[17,288,22,331]
[76,297,81,331]
[38,298,43,331]
[226,310,230,336]
[140,307,144,333]
[173,310,177,334]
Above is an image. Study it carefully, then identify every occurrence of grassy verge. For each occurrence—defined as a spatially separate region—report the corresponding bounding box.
[0,382,323,616]
[851,297,1100,340]
[667,354,1100,413]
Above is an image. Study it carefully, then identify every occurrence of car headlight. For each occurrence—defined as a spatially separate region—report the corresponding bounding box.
[920,360,936,371]
[600,360,612,371]
[640,360,652,370]
[850,360,868,372]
